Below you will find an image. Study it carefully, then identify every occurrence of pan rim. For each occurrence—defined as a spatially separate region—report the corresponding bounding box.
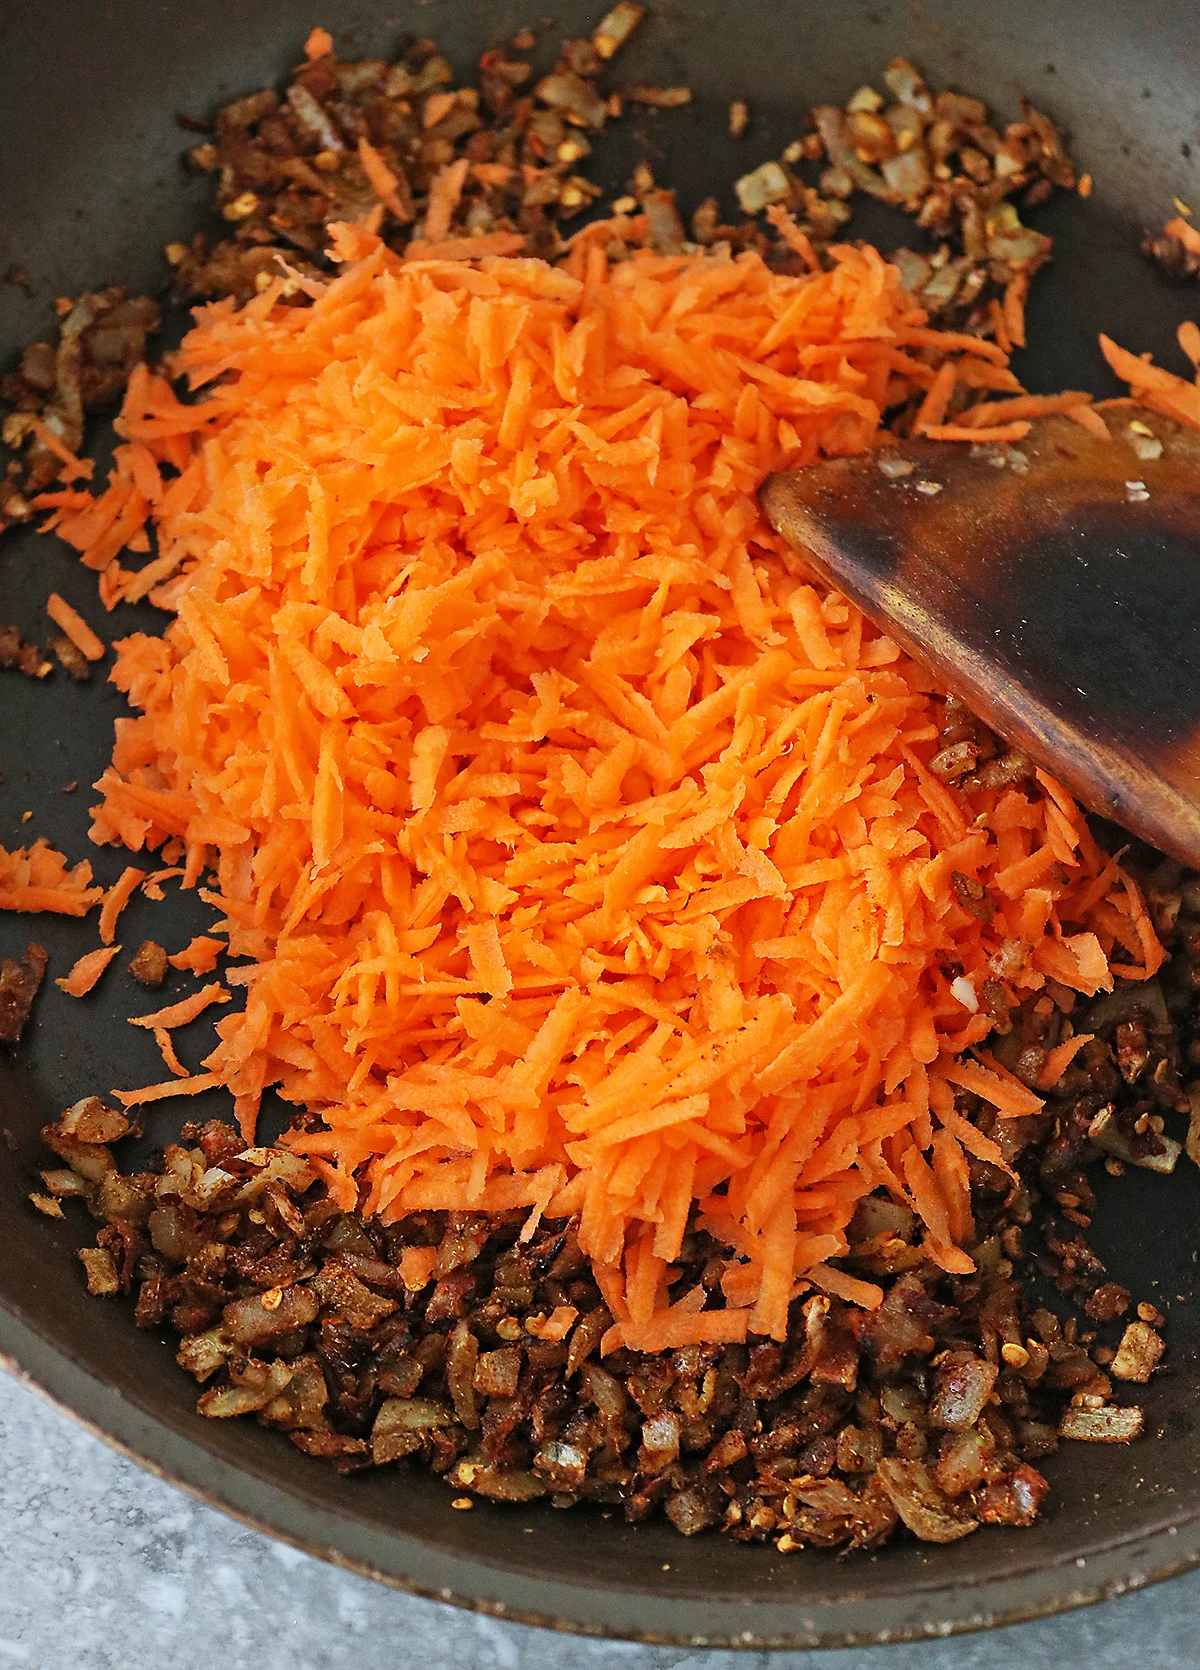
[5,0,1200,1647]
[4,1300,1200,1650]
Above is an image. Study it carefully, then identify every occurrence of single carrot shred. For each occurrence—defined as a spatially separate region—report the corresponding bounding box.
[98,866,144,945]
[399,1246,439,1290]
[357,138,407,221]
[914,361,957,432]
[56,945,121,997]
[114,1072,222,1107]
[1036,1031,1095,1090]
[988,298,1012,356]
[37,233,1157,1343]
[807,1263,884,1310]
[527,1304,579,1341]
[128,982,230,1030]
[46,592,106,661]
[1068,403,1112,439]
[304,25,333,59]
[142,865,185,902]
[154,1026,191,1078]
[920,420,1032,443]
[1002,271,1030,350]
[962,391,1093,427]
[423,158,470,242]
[404,232,526,263]
[168,935,225,975]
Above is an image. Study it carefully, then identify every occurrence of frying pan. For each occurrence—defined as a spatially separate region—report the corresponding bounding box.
[2,0,1200,1648]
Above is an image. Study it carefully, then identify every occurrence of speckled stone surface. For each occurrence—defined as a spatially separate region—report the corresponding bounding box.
[2,1364,1198,1670]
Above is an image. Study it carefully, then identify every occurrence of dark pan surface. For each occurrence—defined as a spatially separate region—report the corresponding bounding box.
[2,0,1200,1646]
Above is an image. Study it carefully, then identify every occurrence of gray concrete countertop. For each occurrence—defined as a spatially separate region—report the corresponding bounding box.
[2,1364,1197,1670]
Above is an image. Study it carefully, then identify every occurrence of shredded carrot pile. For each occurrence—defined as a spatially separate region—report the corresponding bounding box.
[0,841,105,916]
[30,229,1163,1348]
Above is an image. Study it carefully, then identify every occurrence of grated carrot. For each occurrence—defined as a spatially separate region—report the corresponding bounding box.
[168,935,225,975]
[304,25,333,59]
[154,1026,191,1078]
[527,1304,579,1341]
[37,231,1154,1346]
[30,418,93,483]
[914,361,958,433]
[766,206,820,272]
[357,138,408,221]
[1036,1031,1095,1089]
[98,866,144,945]
[399,1246,438,1290]
[988,298,1012,356]
[1068,404,1112,439]
[128,982,230,1030]
[1099,332,1200,431]
[1002,271,1030,350]
[942,1058,1043,1119]
[403,232,526,263]
[56,945,121,996]
[46,592,106,661]
[930,1100,1015,1179]
[920,420,1032,443]
[807,1263,883,1309]
[114,1072,222,1107]
[142,865,184,902]
[423,158,469,243]
[962,391,1094,427]
[0,840,105,917]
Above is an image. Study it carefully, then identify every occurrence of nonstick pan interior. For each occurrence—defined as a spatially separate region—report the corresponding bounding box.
[2,0,1200,1646]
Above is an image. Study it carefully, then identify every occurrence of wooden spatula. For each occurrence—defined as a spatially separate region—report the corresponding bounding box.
[760,405,1200,867]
